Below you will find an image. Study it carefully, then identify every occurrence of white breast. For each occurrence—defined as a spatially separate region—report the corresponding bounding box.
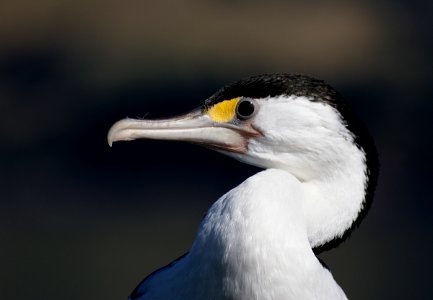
[137,169,347,300]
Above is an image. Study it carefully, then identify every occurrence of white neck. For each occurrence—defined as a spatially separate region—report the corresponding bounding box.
[180,169,347,300]
[302,142,367,247]
[137,169,352,299]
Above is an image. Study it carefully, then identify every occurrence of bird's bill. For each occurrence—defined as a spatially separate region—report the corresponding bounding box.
[107,109,259,153]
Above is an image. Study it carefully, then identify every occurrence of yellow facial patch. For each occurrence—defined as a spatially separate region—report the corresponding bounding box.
[207,97,240,123]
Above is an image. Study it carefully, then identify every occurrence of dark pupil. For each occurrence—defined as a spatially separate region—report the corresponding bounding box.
[237,100,255,118]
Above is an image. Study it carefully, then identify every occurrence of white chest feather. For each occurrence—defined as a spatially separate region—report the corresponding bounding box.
[139,169,347,300]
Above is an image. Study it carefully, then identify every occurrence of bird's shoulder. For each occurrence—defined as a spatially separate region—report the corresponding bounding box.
[128,252,189,300]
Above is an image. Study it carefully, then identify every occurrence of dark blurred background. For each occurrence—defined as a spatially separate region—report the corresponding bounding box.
[1,1,432,299]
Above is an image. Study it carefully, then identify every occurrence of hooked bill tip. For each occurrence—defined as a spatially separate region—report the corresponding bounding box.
[107,134,114,147]
[107,130,113,147]
[107,122,120,147]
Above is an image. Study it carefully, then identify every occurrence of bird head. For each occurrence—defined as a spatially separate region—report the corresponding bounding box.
[108,74,375,183]
[108,74,379,251]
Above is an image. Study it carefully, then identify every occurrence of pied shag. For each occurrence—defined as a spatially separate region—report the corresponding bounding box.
[108,74,378,300]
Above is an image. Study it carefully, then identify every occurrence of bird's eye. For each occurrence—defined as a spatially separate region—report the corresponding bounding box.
[236,99,256,120]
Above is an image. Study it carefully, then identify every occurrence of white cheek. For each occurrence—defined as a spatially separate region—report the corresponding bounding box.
[246,96,357,179]
[253,96,346,139]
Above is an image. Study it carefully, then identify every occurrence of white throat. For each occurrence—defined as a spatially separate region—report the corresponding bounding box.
[301,144,367,247]
[186,169,347,299]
